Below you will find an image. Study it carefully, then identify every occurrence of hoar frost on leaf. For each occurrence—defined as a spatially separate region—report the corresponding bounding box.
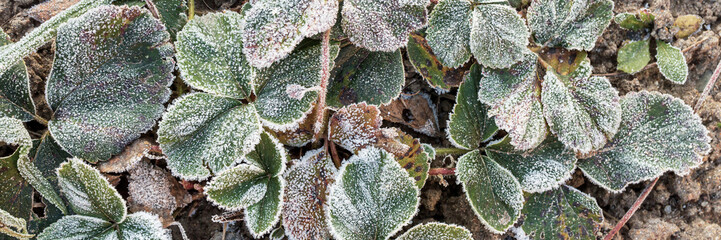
[426,0,472,68]
[328,102,382,152]
[521,185,603,240]
[327,147,419,240]
[57,158,126,223]
[406,32,465,91]
[396,222,473,240]
[46,5,174,163]
[154,0,189,41]
[470,3,530,69]
[0,28,36,122]
[341,0,430,52]
[0,117,33,222]
[578,91,711,192]
[37,213,170,240]
[527,0,614,51]
[447,67,498,150]
[242,0,339,68]
[656,41,689,84]
[0,208,32,239]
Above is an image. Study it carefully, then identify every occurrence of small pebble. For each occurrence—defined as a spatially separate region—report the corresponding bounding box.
[702,201,709,207]
[665,205,673,213]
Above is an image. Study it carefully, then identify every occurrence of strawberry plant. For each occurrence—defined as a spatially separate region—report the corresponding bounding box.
[0,0,714,240]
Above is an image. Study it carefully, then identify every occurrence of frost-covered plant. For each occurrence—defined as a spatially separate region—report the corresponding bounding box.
[615,9,703,83]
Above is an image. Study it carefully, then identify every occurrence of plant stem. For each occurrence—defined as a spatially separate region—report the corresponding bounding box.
[145,0,160,19]
[428,168,456,176]
[329,140,341,168]
[694,54,721,111]
[603,177,659,240]
[434,147,471,156]
[313,29,332,140]
[33,115,48,126]
[0,0,112,74]
[188,0,195,21]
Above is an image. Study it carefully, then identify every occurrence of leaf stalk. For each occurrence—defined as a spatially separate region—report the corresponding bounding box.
[434,147,471,156]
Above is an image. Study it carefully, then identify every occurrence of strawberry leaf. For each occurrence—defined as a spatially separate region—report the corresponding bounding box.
[426,0,472,68]
[520,185,603,240]
[57,158,126,223]
[407,32,464,91]
[0,208,32,239]
[37,212,170,240]
[617,39,651,74]
[341,0,430,52]
[0,117,33,222]
[656,41,688,84]
[397,222,473,240]
[328,103,382,152]
[470,3,530,69]
[155,0,188,41]
[527,0,614,51]
[448,65,498,150]
[0,28,35,122]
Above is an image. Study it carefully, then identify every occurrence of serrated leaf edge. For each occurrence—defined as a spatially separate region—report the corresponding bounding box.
[244,175,286,238]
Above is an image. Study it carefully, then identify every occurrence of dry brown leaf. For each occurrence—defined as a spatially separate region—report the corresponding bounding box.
[127,161,192,227]
[98,138,153,173]
[379,93,440,136]
[27,0,81,22]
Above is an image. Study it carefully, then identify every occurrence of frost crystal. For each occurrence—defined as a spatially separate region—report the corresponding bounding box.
[456,150,523,233]
[157,93,262,180]
[447,66,498,150]
[0,28,35,122]
[176,11,256,99]
[521,185,603,240]
[282,149,336,240]
[0,117,34,219]
[37,213,170,239]
[470,3,530,69]
[656,41,689,84]
[578,91,711,192]
[154,0,188,41]
[328,103,382,152]
[396,222,473,240]
[57,158,127,223]
[341,0,430,52]
[426,0,472,68]
[327,147,419,240]
[617,40,651,74]
[46,6,174,163]
[477,55,547,151]
[541,60,621,154]
[527,0,614,51]
[242,0,339,68]
[204,164,268,211]
[0,208,31,239]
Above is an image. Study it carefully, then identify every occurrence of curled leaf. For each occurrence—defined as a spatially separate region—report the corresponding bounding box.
[520,185,603,240]
[341,0,430,51]
[0,208,33,239]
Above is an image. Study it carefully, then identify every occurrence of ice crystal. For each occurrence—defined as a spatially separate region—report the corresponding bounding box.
[154,0,188,40]
[37,213,170,240]
[476,56,547,151]
[396,222,473,240]
[118,212,172,239]
[327,46,405,108]
[242,0,339,68]
[527,0,614,51]
[447,66,498,150]
[541,60,621,154]
[341,0,430,52]
[0,208,31,239]
[57,158,126,223]
[282,149,336,240]
[245,176,284,238]
[406,32,464,91]
[46,5,174,163]
[328,103,382,152]
[0,28,35,122]
[327,147,419,240]
[470,3,530,69]
[426,0,472,68]
[456,150,524,233]
[521,185,603,240]
[176,11,255,99]
[656,41,689,84]
[617,40,651,74]
[158,93,262,180]
[578,91,711,192]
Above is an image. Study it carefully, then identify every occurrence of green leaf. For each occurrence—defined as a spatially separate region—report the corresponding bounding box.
[255,41,339,129]
[37,213,170,240]
[175,11,255,99]
[390,129,431,189]
[448,65,498,150]
[31,134,71,192]
[406,32,464,91]
[155,0,188,41]
[327,147,419,240]
[541,60,621,154]
[245,176,284,238]
[396,222,473,240]
[527,0,614,51]
[426,0,472,68]
[117,212,171,239]
[0,117,33,221]
[244,132,288,176]
[578,91,711,192]
[614,12,648,31]
[327,46,405,108]
[0,28,35,122]
[470,4,530,69]
[157,93,262,180]
[486,136,576,192]
[57,158,126,223]
[205,164,268,210]
[656,41,688,84]
[242,0,339,68]
[617,40,651,74]
[282,149,336,240]
[477,54,547,151]
[456,150,523,233]
[341,0,430,51]
[46,6,174,163]
[520,185,603,240]
[17,153,67,215]
[0,208,32,239]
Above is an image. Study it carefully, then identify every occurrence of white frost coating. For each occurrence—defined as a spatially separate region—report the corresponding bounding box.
[470,4,530,69]
[37,212,170,239]
[327,147,420,240]
[328,103,382,152]
[341,0,430,51]
[243,0,339,68]
[244,176,285,238]
[205,164,268,211]
[0,208,30,239]
[527,0,614,51]
[0,28,36,122]
[56,158,127,223]
[0,117,32,152]
[656,41,689,84]
[426,0,472,68]
[447,66,498,150]
[396,222,473,240]
[119,212,171,240]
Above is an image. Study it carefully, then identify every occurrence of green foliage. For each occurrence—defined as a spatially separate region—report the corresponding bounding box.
[396,222,473,240]
[0,208,32,239]
[470,3,530,69]
[520,185,603,240]
[447,66,498,149]
[656,41,689,84]
[327,46,404,108]
[614,11,654,31]
[426,0,472,68]
[617,39,651,74]
[0,117,34,221]
[527,0,614,51]
[406,32,464,91]
[155,0,188,40]
[0,28,35,122]
[341,0,430,52]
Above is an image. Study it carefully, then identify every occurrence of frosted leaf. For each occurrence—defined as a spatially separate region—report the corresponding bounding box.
[470,3,530,69]
[425,0,472,68]
[541,60,621,154]
[656,41,688,84]
[327,147,419,240]
[37,213,170,240]
[406,32,464,91]
[242,0,339,68]
[205,164,268,211]
[527,0,614,51]
[486,136,576,193]
[396,222,473,240]
[520,185,603,240]
[477,56,547,151]
[0,117,32,152]
[328,103,382,152]
[255,41,340,129]
[270,226,285,240]
[282,149,336,240]
[245,131,288,176]
[0,28,35,122]
[57,158,126,223]
[422,143,436,160]
[327,46,405,108]
[245,176,284,238]
[269,103,323,147]
[447,66,498,150]
[578,91,711,192]
[155,0,188,41]
[175,11,255,99]
[614,11,653,31]
[118,212,171,240]
[0,208,32,239]
[617,40,651,74]
[0,117,33,220]
[341,0,430,52]
[31,134,71,190]
[376,128,431,189]
[46,6,174,163]
[18,150,68,215]
[456,150,523,233]
[157,93,262,180]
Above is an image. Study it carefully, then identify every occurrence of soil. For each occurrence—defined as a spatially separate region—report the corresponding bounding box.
[1,0,720,239]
